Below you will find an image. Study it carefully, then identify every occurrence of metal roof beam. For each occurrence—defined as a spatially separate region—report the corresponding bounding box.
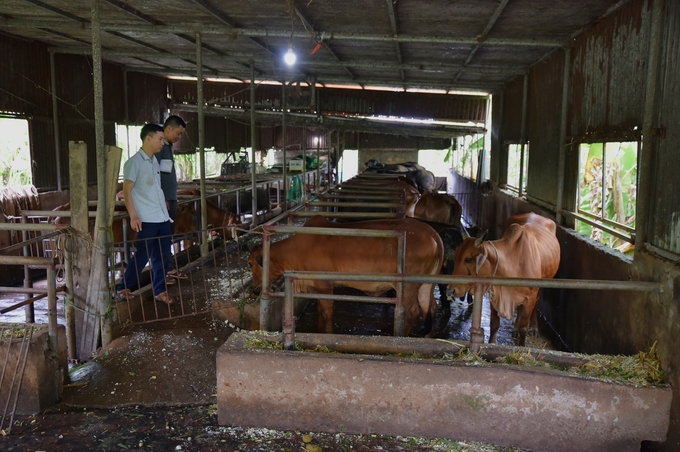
[22,0,86,23]
[0,19,565,47]
[294,7,355,79]
[176,103,486,139]
[123,66,500,92]
[100,0,161,25]
[99,0,249,74]
[385,0,405,82]
[48,46,523,75]
[454,0,510,82]
[187,0,276,58]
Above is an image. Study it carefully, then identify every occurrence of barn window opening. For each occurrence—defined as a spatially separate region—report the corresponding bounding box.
[0,116,32,187]
[418,149,450,179]
[453,133,485,181]
[174,148,225,182]
[339,149,358,182]
[575,141,638,254]
[115,123,143,182]
[506,142,529,195]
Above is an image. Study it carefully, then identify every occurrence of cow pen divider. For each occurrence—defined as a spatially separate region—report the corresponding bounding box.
[0,256,59,350]
[280,271,664,351]
[257,224,407,333]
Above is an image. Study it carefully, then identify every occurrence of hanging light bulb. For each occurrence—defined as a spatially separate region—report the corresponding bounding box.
[284,43,296,66]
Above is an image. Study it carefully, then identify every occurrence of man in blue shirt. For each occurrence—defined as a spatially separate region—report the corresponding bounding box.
[116,123,175,305]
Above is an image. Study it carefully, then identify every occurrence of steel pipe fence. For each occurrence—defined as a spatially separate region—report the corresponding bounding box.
[111,225,255,326]
[0,255,59,349]
[280,271,663,350]
[257,224,407,335]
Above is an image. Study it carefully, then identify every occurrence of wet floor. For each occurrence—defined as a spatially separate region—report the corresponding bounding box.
[294,287,559,350]
[0,276,67,326]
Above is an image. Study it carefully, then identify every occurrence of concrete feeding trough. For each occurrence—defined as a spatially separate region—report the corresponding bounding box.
[216,332,672,452]
[0,324,67,415]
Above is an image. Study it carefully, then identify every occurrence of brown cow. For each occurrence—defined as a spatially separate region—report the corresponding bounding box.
[177,189,241,240]
[448,212,560,346]
[342,175,420,216]
[411,191,462,229]
[248,215,444,337]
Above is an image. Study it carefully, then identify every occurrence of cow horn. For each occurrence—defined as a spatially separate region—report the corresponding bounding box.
[474,230,488,247]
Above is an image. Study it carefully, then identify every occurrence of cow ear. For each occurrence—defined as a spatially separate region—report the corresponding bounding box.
[475,249,487,274]
[474,230,488,247]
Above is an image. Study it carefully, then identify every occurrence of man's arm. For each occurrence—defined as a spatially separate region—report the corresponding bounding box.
[123,179,142,232]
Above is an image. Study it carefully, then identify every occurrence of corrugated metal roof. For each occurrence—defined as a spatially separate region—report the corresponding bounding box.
[0,0,631,93]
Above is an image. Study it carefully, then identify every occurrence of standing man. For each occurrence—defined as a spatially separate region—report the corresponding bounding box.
[116,123,175,305]
[156,115,187,281]
[156,115,186,231]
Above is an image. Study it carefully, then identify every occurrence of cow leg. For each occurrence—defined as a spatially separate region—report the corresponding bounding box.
[489,304,501,344]
[415,283,436,337]
[514,303,531,347]
[528,306,539,336]
[527,291,540,337]
[317,299,334,334]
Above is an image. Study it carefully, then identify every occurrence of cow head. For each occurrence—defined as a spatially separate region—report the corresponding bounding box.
[174,204,197,235]
[247,245,264,294]
[209,210,242,240]
[448,233,490,298]
[247,243,285,295]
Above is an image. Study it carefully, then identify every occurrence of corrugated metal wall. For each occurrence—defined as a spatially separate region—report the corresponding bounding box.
[319,89,487,123]
[127,72,168,125]
[0,33,168,190]
[526,49,565,206]
[650,0,680,255]
[0,35,52,116]
[570,0,650,139]
[500,76,524,143]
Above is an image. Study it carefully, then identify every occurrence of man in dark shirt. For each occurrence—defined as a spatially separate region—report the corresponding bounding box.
[156,115,186,231]
[155,115,188,281]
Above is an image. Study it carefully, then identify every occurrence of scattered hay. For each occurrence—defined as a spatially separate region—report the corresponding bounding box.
[241,330,287,351]
[0,325,36,342]
[495,349,560,370]
[567,342,664,387]
[237,332,665,387]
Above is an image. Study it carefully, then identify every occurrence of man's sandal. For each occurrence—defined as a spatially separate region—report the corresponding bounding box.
[154,291,176,305]
[166,269,189,280]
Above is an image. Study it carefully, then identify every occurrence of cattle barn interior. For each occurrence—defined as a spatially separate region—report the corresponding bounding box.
[0,0,679,450]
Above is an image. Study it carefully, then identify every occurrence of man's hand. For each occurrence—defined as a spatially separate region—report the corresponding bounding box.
[129,215,142,232]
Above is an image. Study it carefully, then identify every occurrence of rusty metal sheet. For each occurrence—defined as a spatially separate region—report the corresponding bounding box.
[526,49,565,206]
[570,0,650,139]
[650,0,680,255]
[501,76,524,142]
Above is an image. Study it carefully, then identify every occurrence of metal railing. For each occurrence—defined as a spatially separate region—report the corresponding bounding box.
[110,225,253,327]
[279,271,663,351]
[0,255,59,347]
